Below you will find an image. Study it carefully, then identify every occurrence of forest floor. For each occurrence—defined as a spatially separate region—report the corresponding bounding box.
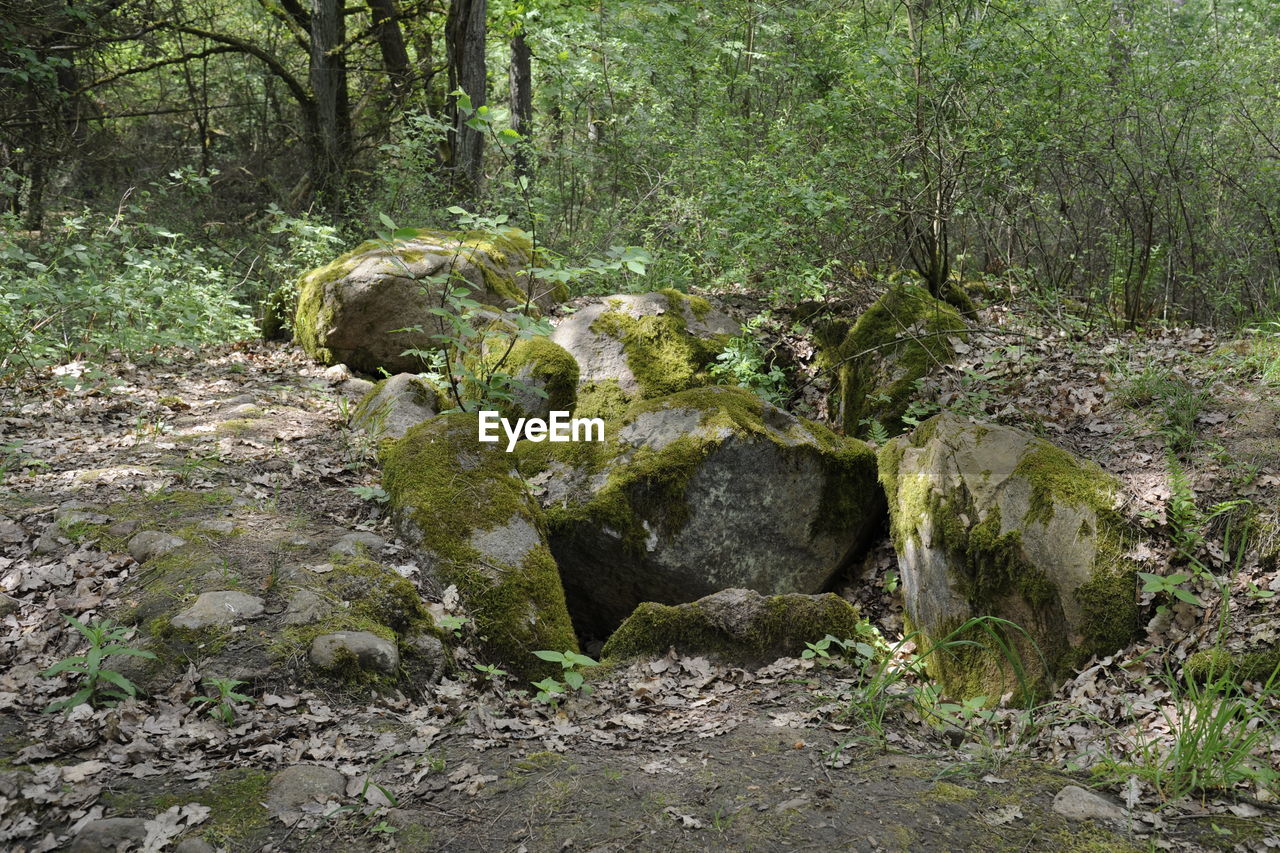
[2,293,1280,852]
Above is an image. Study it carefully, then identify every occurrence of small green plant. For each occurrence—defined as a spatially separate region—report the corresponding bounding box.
[350,484,390,504]
[473,663,507,682]
[1164,455,1251,557]
[1098,665,1280,801]
[708,314,789,405]
[1137,570,1204,608]
[188,676,254,725]
[43,615,156,713]
[531,649,600,704]
[437,614,469,639]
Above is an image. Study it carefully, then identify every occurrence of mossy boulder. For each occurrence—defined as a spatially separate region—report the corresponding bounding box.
[475,335,579,421]
[380,412,579,678]
[550,290,738,417]
[517,385,883,637]
[821,283,966,438]
[602,588,867,665]
[294,228,566,374]
[351,373,439,440]
[879,412,1142,701]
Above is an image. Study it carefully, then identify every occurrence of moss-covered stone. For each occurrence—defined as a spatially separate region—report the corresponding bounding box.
[381,413,578,679]
[602,588,869,665]
[879,412,1141,702]
[550,291,738,414]
[822,283,966,438]
[475,335,579,421]
[517,385,883,637]
[294,228,564,374]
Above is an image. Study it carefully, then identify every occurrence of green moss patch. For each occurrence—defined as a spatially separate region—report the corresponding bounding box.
[602,590,868,665]
[589,290,731,400]
[823,283,965,438]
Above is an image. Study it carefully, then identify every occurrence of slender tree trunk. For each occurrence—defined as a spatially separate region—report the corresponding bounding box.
[367,0,412,101]
[509,30,532,180]
[309,0,349,214]
[446,0,487,197]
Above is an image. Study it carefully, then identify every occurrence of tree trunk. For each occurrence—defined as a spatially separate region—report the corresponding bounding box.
[367,0,412,101]
[446,0,487,197]
[309,0,350,214]
[509,30,532,180]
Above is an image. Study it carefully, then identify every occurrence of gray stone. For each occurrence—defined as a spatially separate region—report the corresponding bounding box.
[880,412,1143,699]
[267,764,346,821]
[350,374,438,440]
[171,591,265,630]
[322,363,353,383]
[551,291,737,397]
[1052,785,1127,824]
[309,631,399,674]
[330,531,387,557]
[197,518,237,535]
[527,386,882,636]
[283,589,332,625]
[174,838,217,853]
[106,519,140,539]
[69,817,148,852]
[404,633,449,682]
[294,231,559,375]
[338,377,375,400]
[603,588,866,665]
[128,530,187,563]
[57,509,110,527]
[0,592,18,618]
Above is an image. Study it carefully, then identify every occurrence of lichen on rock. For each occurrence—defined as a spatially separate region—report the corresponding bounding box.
[380,412,578,678]
[551,290,737,416]
[472,334,579,421]
[879,411,1142,701]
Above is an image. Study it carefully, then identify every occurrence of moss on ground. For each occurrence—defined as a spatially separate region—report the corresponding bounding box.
[154,768,271,845]
[1185,644,1280,683]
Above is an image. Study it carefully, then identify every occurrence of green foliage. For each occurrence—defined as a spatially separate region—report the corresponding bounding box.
[530,649,600,704]
[188,677,254,725]
[708,314,789,405]
[1098,665,1280,801]
[349,484,390,505]
[42,615,156,713]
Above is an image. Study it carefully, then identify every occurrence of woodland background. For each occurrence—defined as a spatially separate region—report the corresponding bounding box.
[6,0,1280,372]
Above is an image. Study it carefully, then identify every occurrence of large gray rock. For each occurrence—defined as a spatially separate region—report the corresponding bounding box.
[350,374,438,440]
[519,386,883,636]
[879,412,1142,701]
[171,591,265,631]
[295,228,564,374]
[330,531,388,557]
[267,764,346,821]
[551,291,737,418]
[128,530,187,564]
[381,413,579,679]
[309,631,399,675]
